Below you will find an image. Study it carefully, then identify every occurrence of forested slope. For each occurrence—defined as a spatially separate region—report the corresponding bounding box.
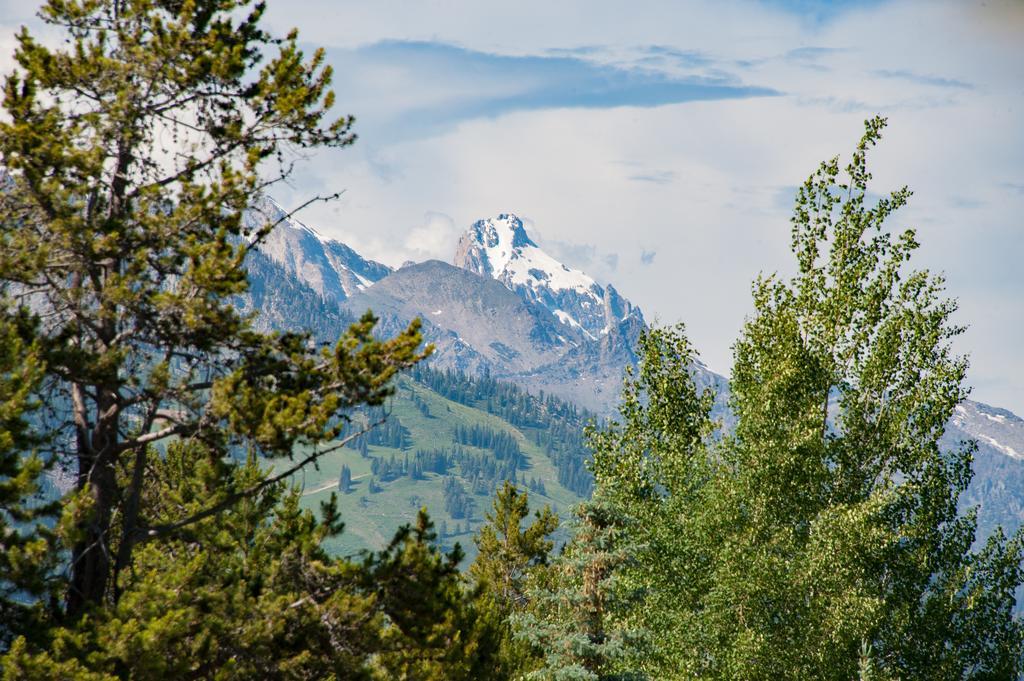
[274,367,596,562]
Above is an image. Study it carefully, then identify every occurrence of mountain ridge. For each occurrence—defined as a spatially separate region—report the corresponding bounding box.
[242,201,1024,544]
[244,195,392,305]
[454,213,644,343]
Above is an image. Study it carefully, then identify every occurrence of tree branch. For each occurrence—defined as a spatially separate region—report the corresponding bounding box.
[243,191,344,252]
[136,419,384,544]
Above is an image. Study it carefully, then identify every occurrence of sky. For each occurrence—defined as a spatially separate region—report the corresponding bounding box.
[1,0,1022,414]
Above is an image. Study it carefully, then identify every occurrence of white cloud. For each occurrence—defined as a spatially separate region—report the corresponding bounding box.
[264,0,801,56]
[404,212,460,261]
[269,0,1023,413]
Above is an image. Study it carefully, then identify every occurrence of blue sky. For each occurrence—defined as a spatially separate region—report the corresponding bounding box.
[1,0,1021,414]
[326,40,779,142]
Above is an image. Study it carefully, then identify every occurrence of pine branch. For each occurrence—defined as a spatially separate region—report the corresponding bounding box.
[135,418,385,544]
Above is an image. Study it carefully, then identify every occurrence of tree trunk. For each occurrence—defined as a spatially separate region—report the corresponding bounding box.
[66,427,118,616]
[66,139,133,617]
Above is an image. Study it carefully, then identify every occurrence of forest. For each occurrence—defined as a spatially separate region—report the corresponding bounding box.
[1,1,1022,679]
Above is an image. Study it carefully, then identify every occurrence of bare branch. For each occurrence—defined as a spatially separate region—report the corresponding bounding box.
[117,422,185,452]
[244,191,345,252]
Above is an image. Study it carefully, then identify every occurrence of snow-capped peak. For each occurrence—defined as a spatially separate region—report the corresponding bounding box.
[456,214,599,295]
[454,214,644,342]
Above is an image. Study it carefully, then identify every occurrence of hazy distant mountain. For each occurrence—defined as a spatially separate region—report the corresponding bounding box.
[241,202,1024,544]
[244,195,392,305]
[949,400,1024,540]
[953,401,1024,461]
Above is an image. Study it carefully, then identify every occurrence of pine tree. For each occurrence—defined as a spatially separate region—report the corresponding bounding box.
[513,497,648,680]
[471,481,558,613]
[339,464,353,494]
[1,444,509,678]
[0,0,428,634]
[472,482,560,676]
[0,310,59,648]
[362,509,510,679]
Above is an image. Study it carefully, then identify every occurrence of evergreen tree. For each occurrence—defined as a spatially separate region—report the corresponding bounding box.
[590,117,1024,679]
[0,0,427,639]
[471,481,558,613]
[472,482,559,677]
[443,476,473,520]
[0,310,60,648]
[513,497,648,680]
[1,444,507,679]
[339,464,353,494]
[411,364,595,496]
[360,509,509,680]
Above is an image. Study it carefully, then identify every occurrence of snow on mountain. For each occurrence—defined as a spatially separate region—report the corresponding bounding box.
[454,213,644,341]
[952,401,1024,460]
[233,211,1024,541]
[243,195,392,304]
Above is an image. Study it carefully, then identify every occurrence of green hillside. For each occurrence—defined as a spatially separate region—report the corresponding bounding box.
[271,366,598,563]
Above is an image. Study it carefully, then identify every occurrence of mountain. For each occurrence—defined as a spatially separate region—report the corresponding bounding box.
[244,195,392,305]
[235,200,673,412]
[949,400,1024,540]
[240,202,1024,550]
[236,205,702,415]
[233,249,354,338]
[953,401,1024,461]
[454,213,644,342]
[270,366,595,564]
[448,213,660,412]
[339,212,664,413]
[342,259,570,374]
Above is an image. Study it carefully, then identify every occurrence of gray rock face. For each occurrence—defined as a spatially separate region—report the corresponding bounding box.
[237,249,354,339]
[445,213,666,411]
[947,400,1024,540]
[244,195,391,305]
[951,401,1024,461]
[449,215,655,410]
[342,260,571,376]
[315,213,714,414]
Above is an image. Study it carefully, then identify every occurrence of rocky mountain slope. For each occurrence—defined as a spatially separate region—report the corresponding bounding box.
[448,213,659,412]
[343,259,569,375]
[335,211,706,413]
[454,214,643,342]
[949,400,1024,540]
[244,195,392,305]
[242,200,1024,545]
